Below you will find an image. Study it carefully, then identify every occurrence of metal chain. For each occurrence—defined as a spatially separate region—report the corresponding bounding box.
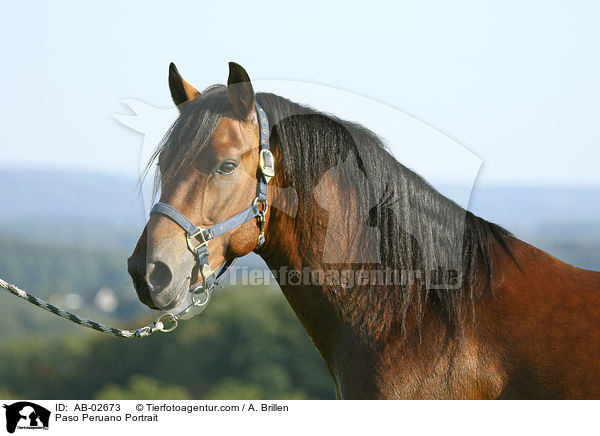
[0,277,212,338]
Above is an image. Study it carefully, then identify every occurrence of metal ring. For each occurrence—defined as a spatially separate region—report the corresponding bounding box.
[191,288,211,307]
[155,313,178,333]
[252,197,269,214]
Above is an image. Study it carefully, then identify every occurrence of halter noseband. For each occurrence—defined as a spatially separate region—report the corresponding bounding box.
[150,102,274,300]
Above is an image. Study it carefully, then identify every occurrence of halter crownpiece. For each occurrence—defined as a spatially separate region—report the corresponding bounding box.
[150,102,274,304]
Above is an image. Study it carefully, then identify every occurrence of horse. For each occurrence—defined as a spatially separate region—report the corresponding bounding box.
[128,62,600,399]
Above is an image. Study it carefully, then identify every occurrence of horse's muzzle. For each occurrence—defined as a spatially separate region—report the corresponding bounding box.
[127,254,159,310]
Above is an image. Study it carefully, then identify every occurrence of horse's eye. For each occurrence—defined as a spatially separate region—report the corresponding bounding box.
[217,161,238,175]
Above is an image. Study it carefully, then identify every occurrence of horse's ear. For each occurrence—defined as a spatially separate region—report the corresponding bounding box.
[168,62,200,109]
[227,62,255,120]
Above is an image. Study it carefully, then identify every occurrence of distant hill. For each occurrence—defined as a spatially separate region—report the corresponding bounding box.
[0,168,146,250]
[467,185,600,236]
[0,168,144,225]
[0,167,598,269]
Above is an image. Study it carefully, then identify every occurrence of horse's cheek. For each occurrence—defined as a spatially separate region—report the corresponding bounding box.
[226,223,260,258]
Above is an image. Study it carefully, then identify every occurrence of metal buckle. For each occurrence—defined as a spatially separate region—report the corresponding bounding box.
[259,149,275,182]
[257,210,266,246]
[200,263,215,283]
[186,228,208,254]
[251,197,268,247]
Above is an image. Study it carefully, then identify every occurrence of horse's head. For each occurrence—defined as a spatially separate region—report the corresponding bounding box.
[128,62,271,312]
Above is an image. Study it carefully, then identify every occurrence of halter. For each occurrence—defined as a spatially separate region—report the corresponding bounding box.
[150,102,274,305]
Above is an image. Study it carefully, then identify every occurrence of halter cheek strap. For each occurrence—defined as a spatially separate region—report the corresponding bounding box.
[150,102,274,297]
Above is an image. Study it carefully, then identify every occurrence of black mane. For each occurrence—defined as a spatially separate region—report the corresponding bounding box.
[152,86,513,331]
[258,92,513,330]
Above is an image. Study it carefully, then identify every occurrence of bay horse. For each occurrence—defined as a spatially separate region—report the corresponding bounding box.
[128,62,600,399]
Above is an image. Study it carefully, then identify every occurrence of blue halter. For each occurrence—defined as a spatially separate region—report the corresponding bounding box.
[150,102,274,297]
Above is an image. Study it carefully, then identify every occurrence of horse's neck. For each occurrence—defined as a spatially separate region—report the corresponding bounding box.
[258,202,471,395]
[258,198,359,354]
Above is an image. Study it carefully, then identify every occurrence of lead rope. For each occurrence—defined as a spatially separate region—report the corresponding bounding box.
[0,276,214,338]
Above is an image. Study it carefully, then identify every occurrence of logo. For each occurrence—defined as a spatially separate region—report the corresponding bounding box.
[3,402,50,433]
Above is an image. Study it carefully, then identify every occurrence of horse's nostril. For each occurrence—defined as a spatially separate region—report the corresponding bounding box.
[145,261,173,293]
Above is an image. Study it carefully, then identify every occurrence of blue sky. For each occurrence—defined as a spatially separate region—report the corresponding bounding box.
[1,1,599,186]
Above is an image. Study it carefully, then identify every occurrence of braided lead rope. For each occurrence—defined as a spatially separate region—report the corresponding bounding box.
[0,277,197,338]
